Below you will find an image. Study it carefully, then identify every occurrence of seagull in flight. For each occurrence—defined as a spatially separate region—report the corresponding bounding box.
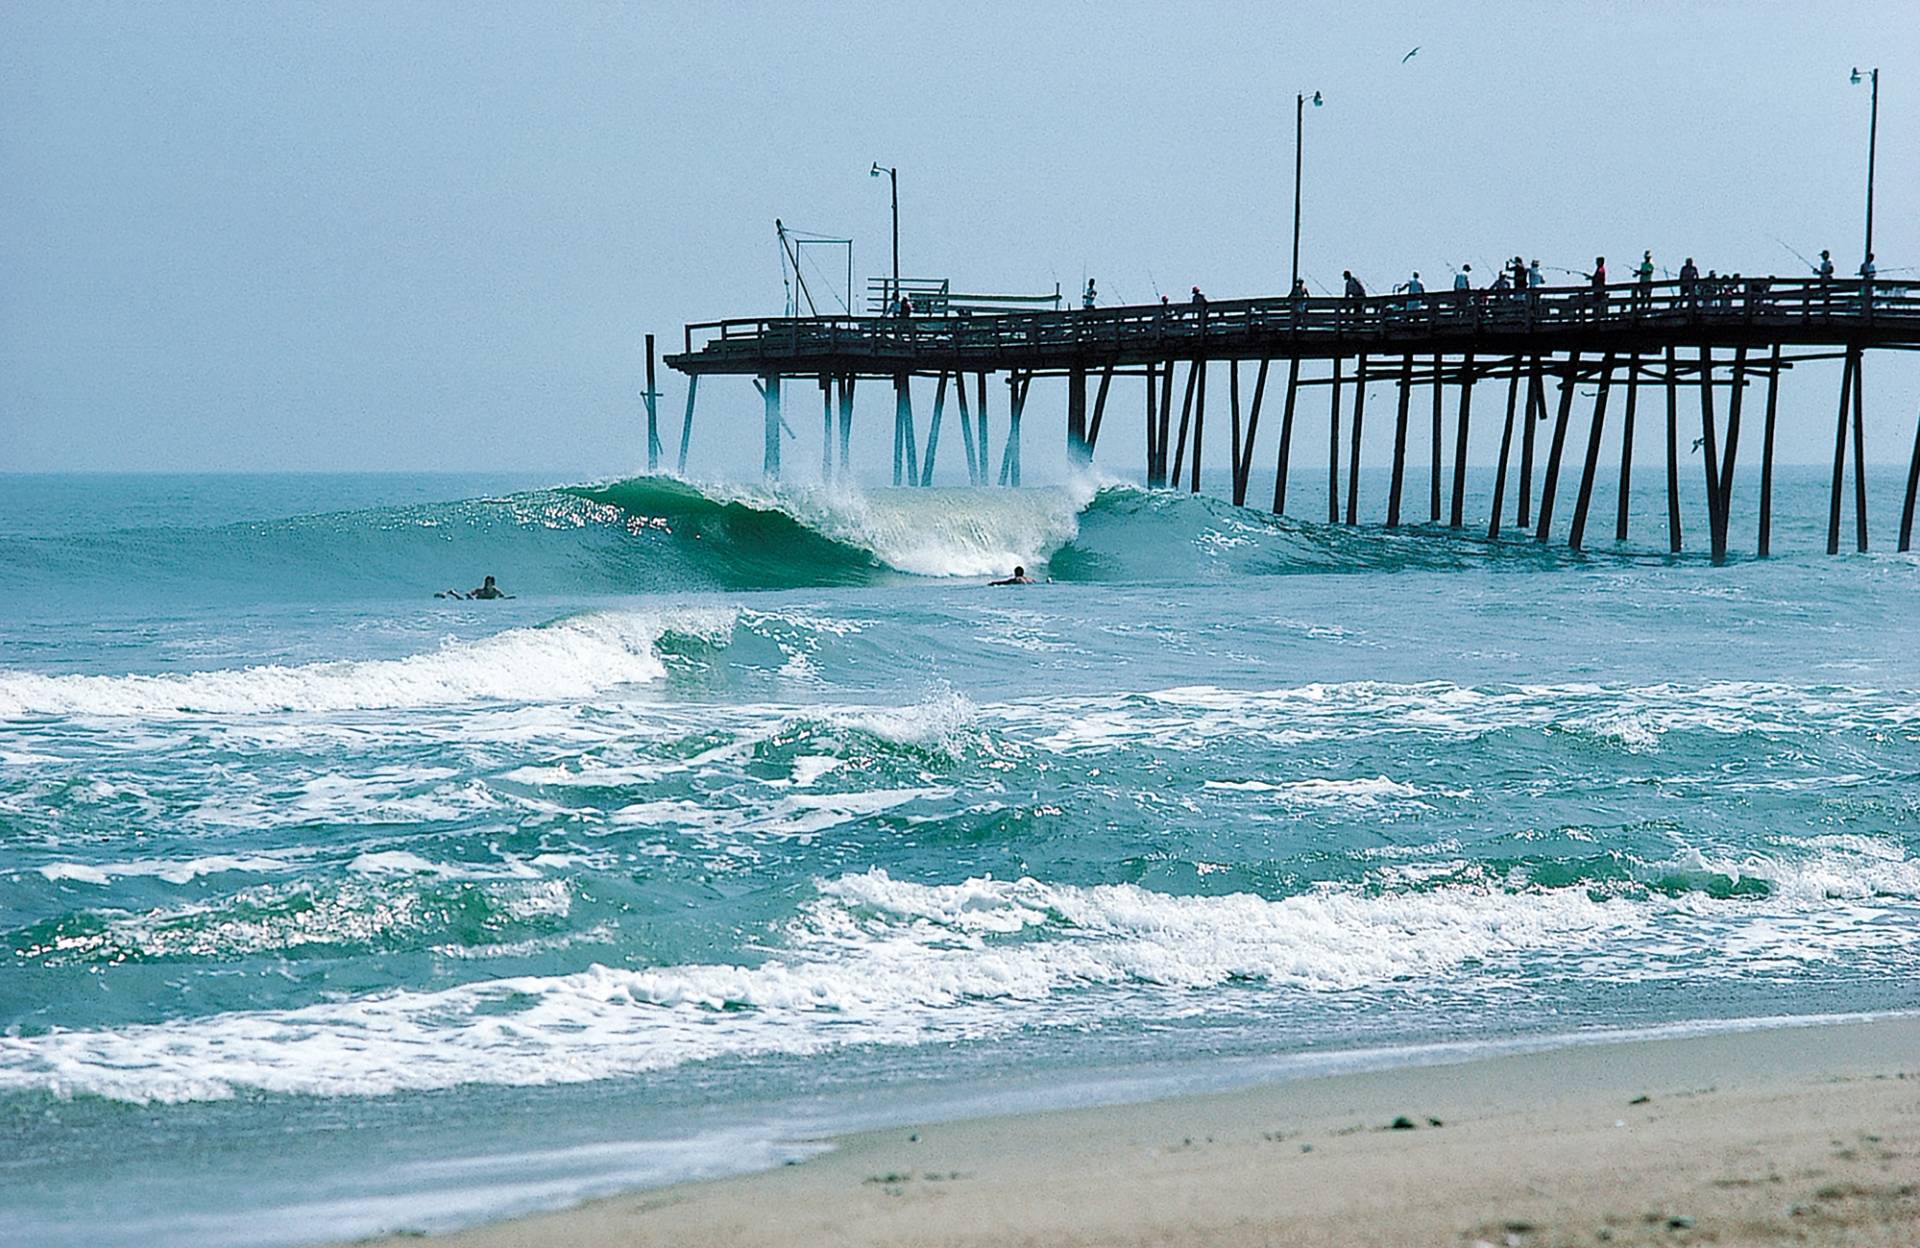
[1402,46,1420,63]
[1691,436,1706,452]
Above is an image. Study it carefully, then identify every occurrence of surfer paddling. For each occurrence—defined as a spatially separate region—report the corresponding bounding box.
[436,574,513,600]
[989,566,1036,586]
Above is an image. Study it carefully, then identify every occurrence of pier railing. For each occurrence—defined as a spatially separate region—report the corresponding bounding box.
[674,276,1920,373]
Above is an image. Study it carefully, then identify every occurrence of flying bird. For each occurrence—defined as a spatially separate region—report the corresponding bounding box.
[1402,46,1420,63]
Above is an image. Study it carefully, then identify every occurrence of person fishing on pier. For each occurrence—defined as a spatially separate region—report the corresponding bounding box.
[1341,270,1366,328]
[1635,251,1655,311]
[1395,271,1425,315]
[1817,249,1835,309]
[1083,278,1098,309]
[1586,256,1608,318]
[1679,257,1700,308]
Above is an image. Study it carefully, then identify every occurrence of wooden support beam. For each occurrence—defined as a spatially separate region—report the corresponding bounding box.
[1171,358,1200,487]
[1759,346,1781,556]
[1144,362,1160,487]
[1238,358,1271,506]
[1488,363,1520,539]
[1449,352,1475,528]
[1158,357,1175,487]
[998,372,1029,487]
[1346,355,1368,525]
[1429,352,1444,523]
[1699,347,1724,561]
[1664,346,1681,552]
[677,374,700,475]
[1828,349,1854,554]
[644,333,662,473]
[1713,346,1749,557]
[976,373,990,485]
[955,368,978,484]
[1087,364,1115,454]
[921,371,949,485]
[1533,353,1581,543]
[1228,359,1244,504]
[1388,354,1414,527]
[838,375,855,482]
[1273,358,1300,515]
[1901,394,1920,553]
[1066,366,1089,465]
[1191,356,1207,494]
[820,374,833,482]
[1518,357,1541,529]
[1568,352,1618,551]
[762,372,783,479]
[1852,349,1869,553]
[1328,356,1343,523]
[893,373,918,487]
[1615,352,1638,542]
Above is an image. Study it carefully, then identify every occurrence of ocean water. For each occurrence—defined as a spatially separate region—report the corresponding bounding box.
[2,466,1917,1246]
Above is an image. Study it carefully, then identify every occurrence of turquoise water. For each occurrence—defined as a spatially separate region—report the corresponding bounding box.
[2,467,1917,1245]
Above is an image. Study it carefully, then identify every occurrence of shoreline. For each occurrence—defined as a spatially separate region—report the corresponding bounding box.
[363,1014,1919,1247]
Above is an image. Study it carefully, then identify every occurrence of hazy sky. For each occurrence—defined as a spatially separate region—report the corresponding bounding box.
[2,2,1915,479]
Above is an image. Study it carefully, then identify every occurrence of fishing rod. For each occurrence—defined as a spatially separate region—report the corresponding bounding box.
[1772,235,1822,274]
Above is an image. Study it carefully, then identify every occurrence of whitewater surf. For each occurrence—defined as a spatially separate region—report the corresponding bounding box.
[3,467,1918,1247]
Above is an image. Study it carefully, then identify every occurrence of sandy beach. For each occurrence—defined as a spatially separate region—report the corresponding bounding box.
[365,1015,1919,1247]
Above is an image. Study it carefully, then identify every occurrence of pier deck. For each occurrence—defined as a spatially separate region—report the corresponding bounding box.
[656,276,1920,560]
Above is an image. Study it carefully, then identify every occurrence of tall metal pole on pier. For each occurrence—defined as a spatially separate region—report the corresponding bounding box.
[1291,91,1321,293]
[1850,68,1878,266]
[871,162,899,308]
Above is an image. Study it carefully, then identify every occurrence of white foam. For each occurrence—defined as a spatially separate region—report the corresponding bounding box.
[1204,776,1430,805]
[34,854,296,886]
[701,480,1090,577]
[0,609,734,719]
[0,870,1640,1104]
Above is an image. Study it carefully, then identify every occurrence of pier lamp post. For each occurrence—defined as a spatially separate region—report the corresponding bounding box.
[870,162,900,311]
[1291,90,1323,293]
[1849,67,1879,268]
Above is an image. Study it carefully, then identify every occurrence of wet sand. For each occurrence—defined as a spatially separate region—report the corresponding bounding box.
[366,1016,1919,1247]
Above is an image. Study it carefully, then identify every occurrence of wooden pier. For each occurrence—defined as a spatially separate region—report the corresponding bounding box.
[661,277,1920,558]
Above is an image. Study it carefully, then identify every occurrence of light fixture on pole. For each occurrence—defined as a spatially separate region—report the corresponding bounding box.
[1849,67,1879,270]
[870,162,900,311]
[1291,90,1323,294]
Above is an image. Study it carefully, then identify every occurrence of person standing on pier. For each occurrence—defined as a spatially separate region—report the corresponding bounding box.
[1817,249,1835,309]
[1635,251,1655,310]
[1342,270,1365,328]
[1679,257,1699,308]
[1401,271,1425,313]
[1083,278,1098,309]
[1587,256,1608,317]
[1859,253,1876,308]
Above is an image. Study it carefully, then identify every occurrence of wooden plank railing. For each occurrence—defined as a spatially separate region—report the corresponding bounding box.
[673,276,1920,372]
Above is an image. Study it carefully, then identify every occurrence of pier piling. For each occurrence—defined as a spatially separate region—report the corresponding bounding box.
[1534,353,1581,543]
[1449,352,1475,528]
[1274,358,1300,515]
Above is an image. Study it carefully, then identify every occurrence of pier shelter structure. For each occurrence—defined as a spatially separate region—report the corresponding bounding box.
[660,277,1920,560]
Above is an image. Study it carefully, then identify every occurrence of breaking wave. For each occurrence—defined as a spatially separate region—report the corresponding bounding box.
[2,473,1580,612]
[0,609,733,718]
[7,849,1915,1105]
